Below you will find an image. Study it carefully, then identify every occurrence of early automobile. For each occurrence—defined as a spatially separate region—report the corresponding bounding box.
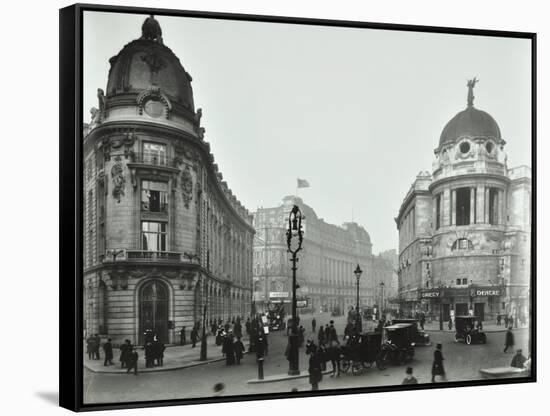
[266,309,285,331]
[391,318,431,346]
[340,331,384,375]
[454,315,487,344]
[379,323,416,366]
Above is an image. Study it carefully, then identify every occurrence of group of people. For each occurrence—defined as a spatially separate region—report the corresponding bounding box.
[143,331,166,368]
[86,334,102,360]
[213,317,246,346]
[315,320,340,347]
[497,314,526,328]
[221,332,246,365]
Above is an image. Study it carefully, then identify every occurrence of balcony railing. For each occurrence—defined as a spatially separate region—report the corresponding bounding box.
[127,250,182,261]
[102,249,185,263]
[129,152,175,168]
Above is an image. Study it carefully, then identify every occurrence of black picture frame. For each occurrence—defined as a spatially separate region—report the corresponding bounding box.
[60,3,536,412]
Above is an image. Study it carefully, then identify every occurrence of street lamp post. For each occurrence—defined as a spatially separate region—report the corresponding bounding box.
[354,264,363,333]
[286,205,303,376]
[380,282,385,319]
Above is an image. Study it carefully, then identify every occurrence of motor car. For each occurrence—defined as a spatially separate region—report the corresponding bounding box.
[379,323,415,365]
[391,318,431,346]
[454,315,487,344]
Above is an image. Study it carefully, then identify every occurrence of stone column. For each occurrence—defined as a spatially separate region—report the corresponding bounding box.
[445,193,449,228]
[498,189,504,225]
[485,188,490,223]
[451,189,456,225]
[470,187,476,224]
[432,195,437,230]
[476,185,485,224]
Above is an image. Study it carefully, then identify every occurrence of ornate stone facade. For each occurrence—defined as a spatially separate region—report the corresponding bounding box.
[253,196,394,315]
[83,17,254,345]
[395,82,531,323]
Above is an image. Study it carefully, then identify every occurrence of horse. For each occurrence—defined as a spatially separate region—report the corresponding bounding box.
[324,342,342,377]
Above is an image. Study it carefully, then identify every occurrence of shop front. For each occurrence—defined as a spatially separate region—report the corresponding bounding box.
[398,289,421,318]
[421,286,504,324]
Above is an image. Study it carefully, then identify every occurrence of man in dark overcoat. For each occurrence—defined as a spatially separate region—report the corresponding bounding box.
[153,338,165,366]
[223,333,235,365]
[234,336,245,365]
[191,326,198,348]
[144,342,154,368]
[431,343,446,382]
[318,326,326,346]
[328,321,339,346]
[93,334,101,360]
[86,336,94,360]
[119,339,132,368]
[126,348,139,375]
[308,343,323,391]
[504,327,515,353]
[103,338,113,366]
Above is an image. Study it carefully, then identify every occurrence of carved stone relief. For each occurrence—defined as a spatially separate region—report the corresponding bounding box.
[181,166,194,209]
[111,156,126,203]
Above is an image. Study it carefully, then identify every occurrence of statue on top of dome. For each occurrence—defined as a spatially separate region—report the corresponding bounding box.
[141,14,163,44]
[466,77,479,107]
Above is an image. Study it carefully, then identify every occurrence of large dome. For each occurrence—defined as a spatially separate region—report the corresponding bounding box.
[106,16,195,111]
[439,106,501,147]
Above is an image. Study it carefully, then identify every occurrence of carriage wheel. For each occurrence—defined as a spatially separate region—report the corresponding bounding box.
[454,333,460,343]
[341,359,351,373]
[466,334,472,345]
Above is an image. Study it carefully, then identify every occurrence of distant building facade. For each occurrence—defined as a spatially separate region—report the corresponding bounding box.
[253,196,393,314]
[83,17,254,345]
[395,82,531,323]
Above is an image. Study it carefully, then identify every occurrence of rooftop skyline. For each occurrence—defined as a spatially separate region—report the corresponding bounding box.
[83,12,532,253]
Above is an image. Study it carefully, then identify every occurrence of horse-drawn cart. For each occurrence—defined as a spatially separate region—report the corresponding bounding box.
[340,332,385,375]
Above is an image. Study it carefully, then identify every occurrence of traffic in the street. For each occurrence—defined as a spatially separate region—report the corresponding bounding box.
[84,311,530,404]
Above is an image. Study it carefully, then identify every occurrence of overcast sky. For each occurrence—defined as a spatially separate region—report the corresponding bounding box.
[83,11,532,254]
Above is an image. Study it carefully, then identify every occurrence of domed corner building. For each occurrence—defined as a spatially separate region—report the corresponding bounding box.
[82,16,255,345]
[395,80,531,325]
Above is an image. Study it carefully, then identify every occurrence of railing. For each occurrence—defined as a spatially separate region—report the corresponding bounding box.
[129,152,175,168]
[126,250,182,261]
[102,249,183,262]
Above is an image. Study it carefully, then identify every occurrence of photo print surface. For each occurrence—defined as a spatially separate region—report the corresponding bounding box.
[80,9,534,405]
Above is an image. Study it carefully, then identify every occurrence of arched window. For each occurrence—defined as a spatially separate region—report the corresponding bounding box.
[139,280,169,344]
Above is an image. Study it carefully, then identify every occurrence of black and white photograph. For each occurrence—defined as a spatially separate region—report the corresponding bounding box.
[66,4,534,409]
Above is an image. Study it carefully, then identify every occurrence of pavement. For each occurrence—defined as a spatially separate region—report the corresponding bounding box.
[84,334,249,374]
[84,315,528,374]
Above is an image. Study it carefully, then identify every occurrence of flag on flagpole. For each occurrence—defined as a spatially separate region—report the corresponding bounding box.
[297,178,310,188]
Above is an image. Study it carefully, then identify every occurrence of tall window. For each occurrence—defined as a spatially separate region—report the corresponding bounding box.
[489,188,499,225]
[143,142,167,165]
[435,194,442,229]
[455,188,471,226]
[142,221,167,251]
[141,181,168,213]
